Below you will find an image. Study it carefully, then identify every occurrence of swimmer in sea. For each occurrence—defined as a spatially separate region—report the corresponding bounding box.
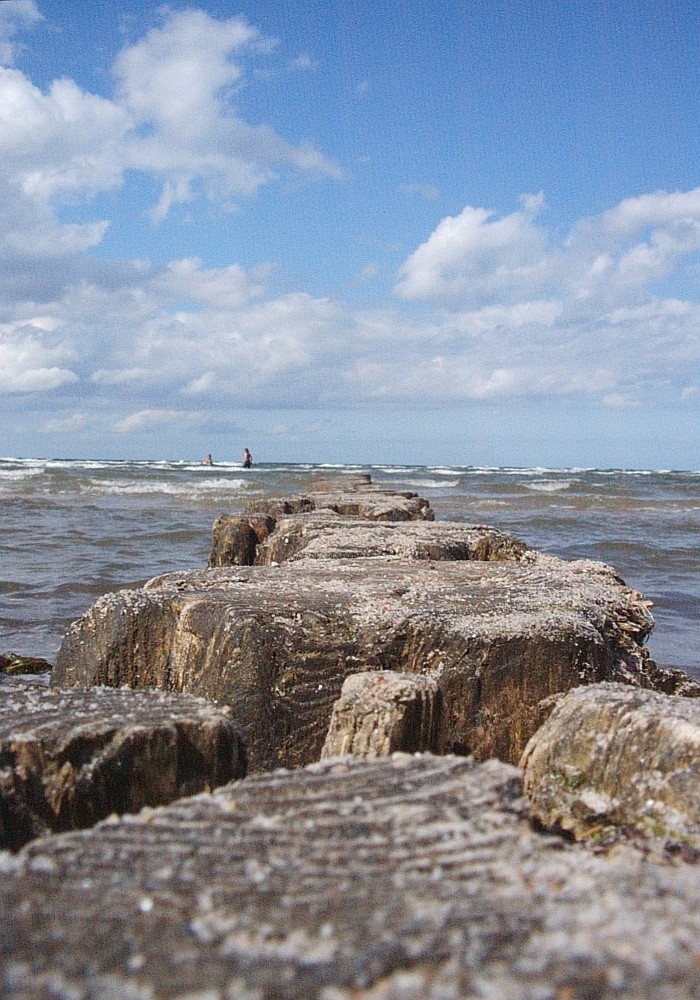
[243,448,252,469]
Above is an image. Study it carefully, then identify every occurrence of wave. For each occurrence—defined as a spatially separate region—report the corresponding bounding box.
[44,460,123,471]
[525,480,576,493]
[317,463,364,470]
[372,465,460,476]
[178,463,256,473]
[2,456,699,473]
[83,477,248,496]
[0,467,44,481]
[398,478,461,490]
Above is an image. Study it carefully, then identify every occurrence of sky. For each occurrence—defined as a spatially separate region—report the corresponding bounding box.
[0,0,698,469]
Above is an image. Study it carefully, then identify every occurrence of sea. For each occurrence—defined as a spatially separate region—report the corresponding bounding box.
[1,458,698,679]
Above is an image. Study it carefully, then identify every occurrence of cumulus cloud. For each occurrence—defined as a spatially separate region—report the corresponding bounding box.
[43,412,90,433]
[0,320,77,393]
[603,393,642,409]
[394,188,700,314]
[152,258,265,309]
[382,188,700,405]
[1,181,699,422]
[113,9,340,216]
[0,5,698,439]
[555,190,700,313]
[114,408,188,432]
[289,53,317,71]
[0,5,340,282]
[394,193,550,304]
[0,0,41,66]
[0,360,77,393]
[0,68,130,199]
[184,372,216,395]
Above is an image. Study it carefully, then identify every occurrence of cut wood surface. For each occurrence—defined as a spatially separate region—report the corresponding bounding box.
[522,681,700,844]
[0,685,245,850]
[53,552,666,771]
[5,754,700,999]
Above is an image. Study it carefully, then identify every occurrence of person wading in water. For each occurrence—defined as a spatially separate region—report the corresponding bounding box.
[243,448,252,469]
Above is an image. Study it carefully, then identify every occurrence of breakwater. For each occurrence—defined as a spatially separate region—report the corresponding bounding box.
[1,458,698,675]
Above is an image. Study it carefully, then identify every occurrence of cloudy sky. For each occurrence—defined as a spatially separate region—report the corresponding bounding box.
[1,0,698,468]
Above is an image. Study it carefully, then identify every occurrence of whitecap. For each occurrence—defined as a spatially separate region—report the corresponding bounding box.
[83,477,247,496]
[525,480,574,493]
[0,467,44,480]
[193,478,248,491]
[401,478,460,490]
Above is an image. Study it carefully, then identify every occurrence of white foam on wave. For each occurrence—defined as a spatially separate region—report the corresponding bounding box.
[593,468,662,476]
[179,463,250,473]
[525,480,574,493]
[471,466,589,477]
[44,460,119,471]
[426,466,466,476]
[0,468,44,479]
[401,478,460,490]
[373,465,463,477]
[84,477,247,496]
[0,468,45,482]
[191,478,248,491]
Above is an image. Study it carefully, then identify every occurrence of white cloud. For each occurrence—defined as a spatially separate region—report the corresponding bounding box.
[0,0,41,66]
[114,408,188,432]
[289,53,317,71]
[582,188,700,241]
[381,188,700,405]
[0,6,698,434]
[394,193,549,304]
[602,393,642,409]
[152,258,264,309]
[113,10,255,126]
[184,372,215,395]
[7,258,349,411]
[0,320,77,393]
[446,300,563,336]
[0,362,77,393]
[113,9,340,215]
[395,188,700,315]
[1,181,698,418]
[43,412,90,432]
[0,6,340,278]
[90,368,151,385]
[563,190,700,307]
[0,70,130,199]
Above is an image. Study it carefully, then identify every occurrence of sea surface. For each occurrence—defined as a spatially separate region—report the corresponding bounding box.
[1,458,698,678]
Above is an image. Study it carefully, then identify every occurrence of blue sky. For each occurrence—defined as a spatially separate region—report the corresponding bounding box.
[0,0,698,468]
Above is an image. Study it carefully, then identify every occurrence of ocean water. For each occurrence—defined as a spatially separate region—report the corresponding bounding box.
[1,458,698,678]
